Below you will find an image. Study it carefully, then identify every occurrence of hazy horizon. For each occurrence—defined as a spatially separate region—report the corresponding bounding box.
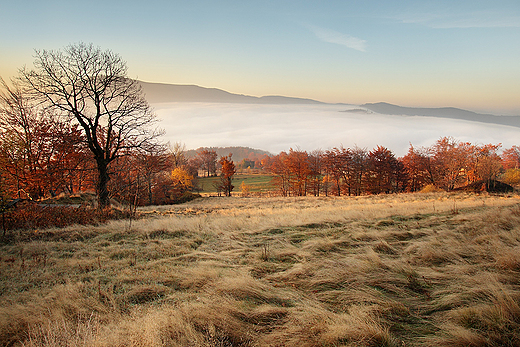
[139,80,519,116]
[153,102,520,157]
[1,1,519,116]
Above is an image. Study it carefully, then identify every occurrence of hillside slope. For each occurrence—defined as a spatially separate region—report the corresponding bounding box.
[140,81,520,128]
[185,146,271,163]
[139,81,324,105]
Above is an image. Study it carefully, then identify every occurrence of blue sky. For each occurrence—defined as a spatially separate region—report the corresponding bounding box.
[1,0,519,114]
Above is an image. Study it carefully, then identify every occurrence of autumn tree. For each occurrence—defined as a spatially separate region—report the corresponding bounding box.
[502,168,520,186]
[337,147,355,196]
[429,137,470,190]
[141,167,194,205]
[133,148,169,205]
[467,144,502,184]
[264,152,291,196]
[218,154,236,197]
[502,146,520,170]
[0,77,90,199]
[0,77,47,199]
[107,154,140,206]
[322,146,367,196]
[348,146,368,196]
[308,149,324,196]
[20,43,162,209]
[240,181,251,197]
[323,148,344,196]
[502,146,520,186]
[401,145,433,192]
[321,175,332,196]
[171,167,194,192]
[367,146,400,194]
[197,149,218,177]
[285,148,310,196]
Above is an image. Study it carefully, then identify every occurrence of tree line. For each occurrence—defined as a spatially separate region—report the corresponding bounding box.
[262,140,520,197]
[0,102,236,206]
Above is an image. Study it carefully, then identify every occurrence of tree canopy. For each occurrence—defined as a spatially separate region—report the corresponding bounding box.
[19,43,162,208]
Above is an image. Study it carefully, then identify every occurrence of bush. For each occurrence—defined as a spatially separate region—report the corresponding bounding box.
[2,201,128,232]
[420,184,443,193]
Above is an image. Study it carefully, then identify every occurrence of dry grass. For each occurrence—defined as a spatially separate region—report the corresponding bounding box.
[1,192,520,346]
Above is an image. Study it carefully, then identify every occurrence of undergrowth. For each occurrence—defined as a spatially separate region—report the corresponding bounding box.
[1,201,130,236]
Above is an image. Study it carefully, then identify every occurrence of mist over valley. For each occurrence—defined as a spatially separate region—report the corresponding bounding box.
[143,82,520,156]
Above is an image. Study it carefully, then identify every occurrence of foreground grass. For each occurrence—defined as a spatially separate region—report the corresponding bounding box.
[1,192,520,346]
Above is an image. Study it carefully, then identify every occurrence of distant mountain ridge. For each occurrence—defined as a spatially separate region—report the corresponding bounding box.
[139,81,324,105]
[362,102,520,128]
[139,81,520,128]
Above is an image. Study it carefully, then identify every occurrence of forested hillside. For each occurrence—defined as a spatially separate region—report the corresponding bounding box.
[185,146,271,164]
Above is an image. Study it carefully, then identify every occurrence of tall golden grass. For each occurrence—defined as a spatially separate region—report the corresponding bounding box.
[1,192,520,346]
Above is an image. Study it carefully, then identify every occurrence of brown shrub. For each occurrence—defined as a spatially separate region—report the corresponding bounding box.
[2,201,129,234]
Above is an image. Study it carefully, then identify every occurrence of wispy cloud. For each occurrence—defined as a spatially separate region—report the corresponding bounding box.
[398,10,520,29]
[307,25,367,52]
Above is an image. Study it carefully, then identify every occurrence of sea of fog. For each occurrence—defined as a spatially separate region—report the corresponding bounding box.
[152,103,520,156]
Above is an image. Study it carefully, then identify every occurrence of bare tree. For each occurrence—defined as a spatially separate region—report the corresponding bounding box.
[20,43,162,209]
[169,142,187,168]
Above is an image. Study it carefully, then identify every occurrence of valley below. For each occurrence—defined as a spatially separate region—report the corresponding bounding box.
[152,102,520,156]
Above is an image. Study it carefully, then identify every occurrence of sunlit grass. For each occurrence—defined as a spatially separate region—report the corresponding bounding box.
[1,192,520,346]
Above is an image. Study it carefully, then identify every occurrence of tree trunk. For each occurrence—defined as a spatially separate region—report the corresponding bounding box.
[147,175,153,205]
[96,159,110,209]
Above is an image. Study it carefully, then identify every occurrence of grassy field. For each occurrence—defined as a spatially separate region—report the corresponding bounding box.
[1,192,520,346]
[196,174,275,194]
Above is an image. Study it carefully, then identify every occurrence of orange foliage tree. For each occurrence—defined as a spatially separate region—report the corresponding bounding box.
[401,145,434,192]
[501,145,520,186]
[367,146,403,194]
[265,149,312,196]
[217,154,236,197]
[400,137,504,191]
[0,78,92,200]
[264,152,291,196]
[429,137,472,190]
[149,166,194,205]
[323,148,344,196]
[502,146,520,170]
[285,148,310,196]
[348,146,369,196]
[322,146,368,196]
[467,144,502,184]
[308,149,324,197]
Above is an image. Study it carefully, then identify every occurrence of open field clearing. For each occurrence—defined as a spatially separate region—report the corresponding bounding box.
[197,174,275,194]
[1,192,520,346]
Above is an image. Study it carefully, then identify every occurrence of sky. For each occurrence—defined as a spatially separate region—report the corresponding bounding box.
[1,0,520,115]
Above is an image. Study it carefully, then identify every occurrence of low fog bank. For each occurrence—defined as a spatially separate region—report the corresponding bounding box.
[153,103,520,156]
